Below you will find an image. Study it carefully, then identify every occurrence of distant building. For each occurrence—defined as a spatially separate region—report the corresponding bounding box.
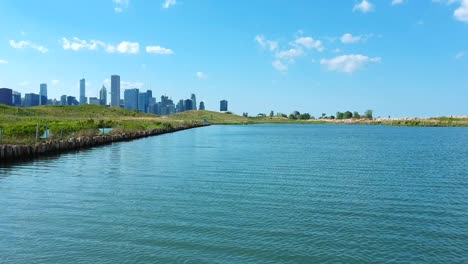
[12,91,21,106]
[124,88,139,111]
[79,78,87,105]
[199,101,205,110]
[146,90,153,111]
[67,96,79,106]
[176,99,185,113]
[39,83,47,104]
[160,95,175,115]
[138,92,147,113]
[184,99,193,112]
[119,99,124,108]
[99,85,107,106]
[0,88,13,106]
[111,75,120,107]
[89,97,100,105]
[220,100,228,112]
[60,95,67,106]
[24,93,40,107]
[191,94,197,110]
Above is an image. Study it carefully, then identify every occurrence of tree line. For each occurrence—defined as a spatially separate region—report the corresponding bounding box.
[243,110,373,120]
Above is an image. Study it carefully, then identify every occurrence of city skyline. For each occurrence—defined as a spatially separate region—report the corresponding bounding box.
[0,1,467,117]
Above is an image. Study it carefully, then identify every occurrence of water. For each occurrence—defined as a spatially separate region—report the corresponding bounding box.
[1,124,467,263]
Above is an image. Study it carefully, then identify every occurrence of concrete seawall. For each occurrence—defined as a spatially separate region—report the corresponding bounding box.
[0,124,207,162]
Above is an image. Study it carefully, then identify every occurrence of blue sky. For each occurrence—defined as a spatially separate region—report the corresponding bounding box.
[0,0,467,117]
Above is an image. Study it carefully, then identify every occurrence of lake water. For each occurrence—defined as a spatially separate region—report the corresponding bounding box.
[1,124,467,263]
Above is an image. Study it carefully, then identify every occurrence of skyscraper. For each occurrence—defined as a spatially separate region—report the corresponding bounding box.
[177,99,185,112]
[79,78,86,104]
[220,100,228,112]
[199,101,205,110]
[60,95,67,106]
[191,94,197,110]
[12,91,21,106]
[124,88,139,111]
[0,88,13,106]
[39,83,47,106]
[111,75,120,107]
[138,92,147,113]
[24,93,40,107]
[100,85,107,106]
[184,99,193,112]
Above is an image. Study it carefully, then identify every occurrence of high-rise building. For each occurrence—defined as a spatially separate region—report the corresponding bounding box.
[138,92,147,113]
[24,93,40,107]
[100,85,107,106]
[111,75,120,107]
[124,88,139,111]
[176,99,185,113]
[0,88,13,106]
[39,83,47,106]
[199,101,205,110]
[220,100,228,112]
[184,99,193,112]
[191,94,197,110]
[12,91,21,106]
[79,78,86,105]
[60,95,67,106]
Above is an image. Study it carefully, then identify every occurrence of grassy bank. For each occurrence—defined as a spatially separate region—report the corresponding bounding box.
[0,105,467,144]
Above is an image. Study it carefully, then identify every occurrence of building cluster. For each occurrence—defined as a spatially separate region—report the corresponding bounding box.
[0,74,229,114]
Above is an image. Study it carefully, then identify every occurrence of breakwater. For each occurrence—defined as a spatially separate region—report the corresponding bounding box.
[0,124,207,162]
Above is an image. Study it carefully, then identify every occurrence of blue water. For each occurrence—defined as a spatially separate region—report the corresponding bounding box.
[1,124,467,263]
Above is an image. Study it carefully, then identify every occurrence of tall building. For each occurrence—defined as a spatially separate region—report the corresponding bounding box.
[138,92,147,113]
[184,99,193,112]
[24,93,40,107]
[60,95,67,106]
[110,75,120,107]
[79,78,86,104]
[39,83,47,105]
[100,85,107,106]
[0,88,13,106]
[12,91,21,106]
[176,99,185,113]
[191,94,197,110]
[124,88,139,111]
[199,101,205,110]
[220,100,228,112]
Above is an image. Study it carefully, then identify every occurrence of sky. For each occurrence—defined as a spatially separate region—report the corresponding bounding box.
[0,0,467,117]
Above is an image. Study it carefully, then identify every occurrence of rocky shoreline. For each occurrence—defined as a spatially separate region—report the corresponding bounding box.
[0,124,207,162]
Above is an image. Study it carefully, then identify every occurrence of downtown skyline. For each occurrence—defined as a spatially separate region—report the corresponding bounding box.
[0,0,467,117]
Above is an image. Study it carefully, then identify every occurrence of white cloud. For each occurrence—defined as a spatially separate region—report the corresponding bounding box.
[455,51,465,59]
[272,60,288,72]
[162,0,176,9]
[294,37,324,52]
[0,59,7,64]
[353,0,375,13]
[9,40,48,53]
[62,38,140,54]
[276,48,304,61]
[146,45,174,55]
[392,0,404,5]
[340,33,372,44]
[333,48,342,53]
[62,37,105,51]
[113,0,129,13]
[51,80,60,85]
[196,72,207,79]
[454,0,468,22]
[255,35,278,51]
[320,54,381,73]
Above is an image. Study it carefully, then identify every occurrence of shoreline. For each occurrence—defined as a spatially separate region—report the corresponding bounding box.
[0,124,208,162]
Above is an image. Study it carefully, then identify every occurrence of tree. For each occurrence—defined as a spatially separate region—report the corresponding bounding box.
[364,109,373,119]
[353,111,361,119]
[321,113,326,118]
[242,112,248,117]
[299,113,311,120]
[269,111,274,118]
[336,112,344,119]
[257,113,266,117]
[288,114,297,120]
[330,115,335,119]
[343,111,353,119]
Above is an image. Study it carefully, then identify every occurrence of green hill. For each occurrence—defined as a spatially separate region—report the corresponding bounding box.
[168,110,250,124]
